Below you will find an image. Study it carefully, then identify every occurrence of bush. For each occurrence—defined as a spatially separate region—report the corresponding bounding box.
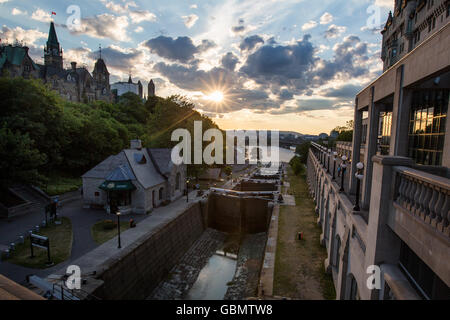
[290,156,305,176]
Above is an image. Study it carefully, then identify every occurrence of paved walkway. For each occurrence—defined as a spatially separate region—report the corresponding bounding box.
[0,194,189,284]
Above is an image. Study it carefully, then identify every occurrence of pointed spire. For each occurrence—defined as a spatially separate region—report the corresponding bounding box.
[47,21,59,47]
[128,75,132,83]
[99,44,102,60]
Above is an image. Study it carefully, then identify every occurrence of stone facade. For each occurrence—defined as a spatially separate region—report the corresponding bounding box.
[307,12,450,300]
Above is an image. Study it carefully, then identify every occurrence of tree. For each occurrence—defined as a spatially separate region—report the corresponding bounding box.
[295,141,311,164]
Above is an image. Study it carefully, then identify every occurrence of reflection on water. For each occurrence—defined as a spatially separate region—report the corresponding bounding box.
[185,254,237,300]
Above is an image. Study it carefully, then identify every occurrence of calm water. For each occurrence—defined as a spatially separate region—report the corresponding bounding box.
[185,254,237,300]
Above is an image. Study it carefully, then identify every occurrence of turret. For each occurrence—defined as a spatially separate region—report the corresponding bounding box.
[44,21,63,69]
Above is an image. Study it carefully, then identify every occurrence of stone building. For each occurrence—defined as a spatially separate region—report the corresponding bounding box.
[0,21,113,103]
[307,3,449,300]
[381,0,450,71]
[148,79,155,97]
[82,140,186,214]
[0,43,40,78]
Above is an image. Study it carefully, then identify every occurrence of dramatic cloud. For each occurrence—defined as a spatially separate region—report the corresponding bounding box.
[302,20,318,31]
[239,35,264,51]
[321,84,362,99]
[101,1,155,23]
[240,35,316,89]
[324,24,346,39]
[145,36,214,63]
[314,36,369,82]
[182,14,199,28]
[0,25,46,47]
[231,18,246,34]
[31,8,52,23]
[68,14,130,42]
[221,52,239,71]
[87,45,143,72]
[320,12,333,25]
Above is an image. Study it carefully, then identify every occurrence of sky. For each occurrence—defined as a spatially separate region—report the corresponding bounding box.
[0,0,394,134]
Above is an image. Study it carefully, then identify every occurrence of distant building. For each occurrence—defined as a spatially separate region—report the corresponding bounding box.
[111,75,143,99]
[82,140,186,214]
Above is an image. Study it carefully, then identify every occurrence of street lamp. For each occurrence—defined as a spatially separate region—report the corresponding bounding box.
[332,152,338,180]
[116,211,121,249]
[327,149,331,173]
[186,179,190,203]
[353,162,364,211]
[340,155,348,192]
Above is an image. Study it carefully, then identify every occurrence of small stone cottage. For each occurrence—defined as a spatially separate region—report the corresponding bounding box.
[82,140,186,214]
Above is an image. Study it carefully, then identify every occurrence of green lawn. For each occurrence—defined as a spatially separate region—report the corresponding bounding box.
[91,220,131,245]
[7,217,73,269]
[273,166,336,300]
[44,175,82,196]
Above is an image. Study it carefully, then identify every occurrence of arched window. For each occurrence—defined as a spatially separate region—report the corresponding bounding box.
[159,187,163,200]
[175,172,181,190]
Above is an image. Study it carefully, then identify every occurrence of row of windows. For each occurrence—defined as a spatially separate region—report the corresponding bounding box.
[408,89,448,165]
[378,112,392,155]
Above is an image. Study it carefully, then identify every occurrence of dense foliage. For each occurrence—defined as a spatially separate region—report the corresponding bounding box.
[0,77,218,188]
[289,156,305,176]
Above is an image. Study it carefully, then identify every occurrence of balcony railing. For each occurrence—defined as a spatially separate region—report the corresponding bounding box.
[394,166,450,236]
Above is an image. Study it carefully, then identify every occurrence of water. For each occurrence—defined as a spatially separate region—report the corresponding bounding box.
[185,254,237,300]
[277,147,296,163]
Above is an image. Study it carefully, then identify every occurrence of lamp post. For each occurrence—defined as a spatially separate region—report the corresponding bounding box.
[186,179,190,203]
[327,149,331,173]
[353,162,364,211]
[116,211,121,249]
[340,155,348,192]
[332,152,337,180]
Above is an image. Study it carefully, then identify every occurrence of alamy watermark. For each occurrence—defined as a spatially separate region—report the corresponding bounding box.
[171,121,280,168]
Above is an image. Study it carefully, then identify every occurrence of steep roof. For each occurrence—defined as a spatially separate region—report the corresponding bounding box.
[93,58,109,75]
[147,148,173,177]
[123,149,166,189]
[47,22,59,47]
[0,45,39,70]
[105,164,136,181]
[82,152,128,179]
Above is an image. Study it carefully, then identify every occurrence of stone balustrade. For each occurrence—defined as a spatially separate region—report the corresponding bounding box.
[394,166,450,236]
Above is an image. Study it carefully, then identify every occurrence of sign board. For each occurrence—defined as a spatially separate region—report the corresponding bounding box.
[30,233,52,265]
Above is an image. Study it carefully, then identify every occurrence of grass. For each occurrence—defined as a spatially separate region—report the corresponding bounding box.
[44,175,82,196]
[273,165,336,300]
[91,220,131,245]
[7,217,73,269]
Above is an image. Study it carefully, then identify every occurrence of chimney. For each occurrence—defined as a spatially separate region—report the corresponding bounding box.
[71,62,77,70]
[130,139,142,150]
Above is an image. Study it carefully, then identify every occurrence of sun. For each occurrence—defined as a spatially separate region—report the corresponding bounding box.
[206,91,224,103]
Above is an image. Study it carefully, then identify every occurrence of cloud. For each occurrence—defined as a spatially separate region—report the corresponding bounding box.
[190,4,198,9]
[0,0,9,4]
[239,35,264,51]
[31,8,52,23]
[221,52,239,71]
[375,0,393,8]
[135,26,143,33]
[67,14,130,42]
[12,8,27,16]
[182,14,199,28]
[144,36,214,63]
[302,20,318,31]
[240,35,316,90]
[101,0,137,13]
[129,10,156,23]
[231,18,246,34]
[320,12,333,25]
[87,45,143,72]
[0,25,46,47]
[320,84,362,99]
[324,24,346,39]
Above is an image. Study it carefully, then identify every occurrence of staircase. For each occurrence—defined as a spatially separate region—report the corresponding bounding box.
[8,185,51,214]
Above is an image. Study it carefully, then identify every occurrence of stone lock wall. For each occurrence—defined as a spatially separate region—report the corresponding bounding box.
[92,203,205,300]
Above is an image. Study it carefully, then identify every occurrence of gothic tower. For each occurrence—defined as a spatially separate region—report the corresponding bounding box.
[93,58,110,93]
[44,21,63,70]
[148,79,155,97]
[138,80,143,99]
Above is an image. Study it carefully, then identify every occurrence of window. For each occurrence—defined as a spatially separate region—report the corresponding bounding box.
[159,187,163,200]
[399,240,450,299]
[95,192,100,197]
[348,274,359,300]
[332,236,341,270]
[408,89,448,166]
[378,112,392,155]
